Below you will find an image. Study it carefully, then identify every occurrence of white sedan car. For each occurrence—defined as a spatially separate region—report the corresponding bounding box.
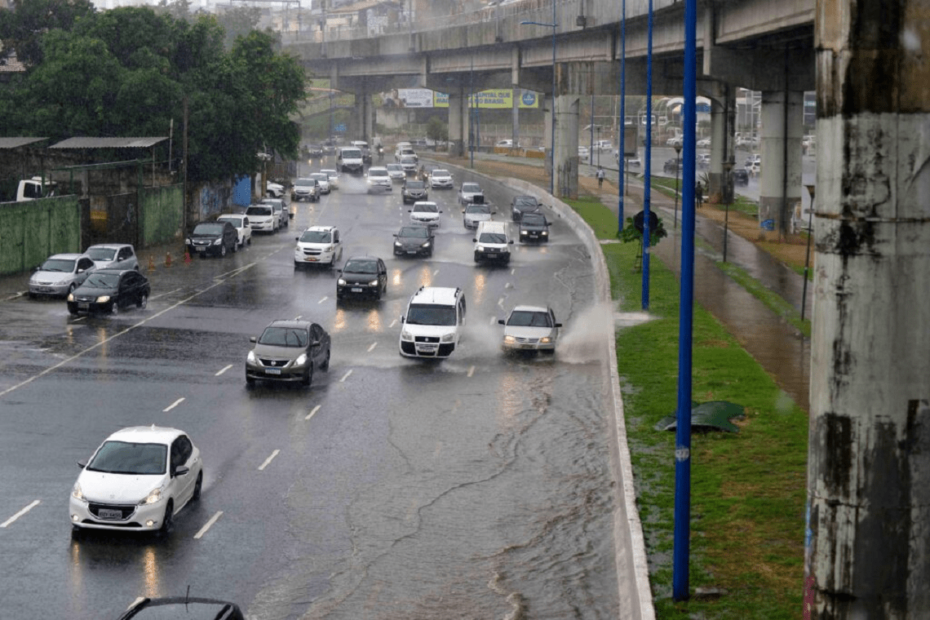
[309,172,331,194]
[458,182,484,205]
[366,166,392,193]
[498,305,562,353]
[320,168,339,190]
[409,201,442,228]
[70,426,203,536]
[429,169,454,189]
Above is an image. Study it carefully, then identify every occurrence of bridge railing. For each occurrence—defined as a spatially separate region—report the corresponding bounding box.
[282,0,553,45]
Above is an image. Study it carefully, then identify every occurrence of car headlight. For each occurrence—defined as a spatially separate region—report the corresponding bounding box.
[401,329,414,341]
[539,337,552,344]
[477,245,485,252]
[294,353,308,366]
[394,241,403,247]
[140,487,162,505]
[247,350,257,364]
[369,279,379,286]
[96,295,110,303]
[213,238,222,245]
[503,335,516,344]
[72,482,84,501]
[440,333,454,343]
[421,242,431,248]
[541,231,548,235]
[67,293,75,302]
[337,278,346,286]
[520,230,528,235]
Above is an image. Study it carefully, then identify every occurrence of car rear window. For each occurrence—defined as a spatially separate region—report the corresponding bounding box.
[86,248,117,261]
[246,206,272,216]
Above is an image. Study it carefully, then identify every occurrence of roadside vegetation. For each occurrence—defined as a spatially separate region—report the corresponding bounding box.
[566,197,808,619]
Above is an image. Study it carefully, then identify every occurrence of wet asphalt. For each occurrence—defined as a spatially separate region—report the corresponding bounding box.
[0,160,626,619]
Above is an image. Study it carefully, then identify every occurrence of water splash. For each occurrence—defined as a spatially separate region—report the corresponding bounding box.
[557,302,616,364]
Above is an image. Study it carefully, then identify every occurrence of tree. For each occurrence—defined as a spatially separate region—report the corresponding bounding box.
[0,0,96,67]
[426,116,448,143]
[215,6,262,50]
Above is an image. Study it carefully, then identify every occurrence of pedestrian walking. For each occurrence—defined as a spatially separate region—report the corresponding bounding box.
[695,181,704,209]
[596,167,605,189]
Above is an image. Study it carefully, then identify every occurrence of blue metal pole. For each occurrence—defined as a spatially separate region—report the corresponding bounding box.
[641,0,653,310]
[618,0,625,233]
[550,0,556,197]
[673,0,698,602]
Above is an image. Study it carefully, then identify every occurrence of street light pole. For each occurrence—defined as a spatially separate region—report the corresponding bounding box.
[520,16,558,196]
[673,141,682,228]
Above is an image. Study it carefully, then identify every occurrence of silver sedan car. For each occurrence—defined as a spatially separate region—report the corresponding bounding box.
[498,305,563,353]
[28,253,97,298]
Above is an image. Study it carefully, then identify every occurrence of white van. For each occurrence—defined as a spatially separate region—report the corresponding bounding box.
[473,221,514,264]
[399,286,466,359]
[337,147,364,174]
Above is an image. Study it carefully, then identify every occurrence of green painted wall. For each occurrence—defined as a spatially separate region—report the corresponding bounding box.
[140,184,183,247]
[0,197,81,276]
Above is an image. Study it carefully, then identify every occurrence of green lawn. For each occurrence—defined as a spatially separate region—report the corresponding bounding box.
[567,199,808,619]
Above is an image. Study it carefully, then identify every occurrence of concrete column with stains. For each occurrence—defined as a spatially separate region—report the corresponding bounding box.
[708,83,734,201]
[758,90,804,237]
[353,84,372,143]
[447,88,466,158]
[805,1,930,618]
[555,94,580,199]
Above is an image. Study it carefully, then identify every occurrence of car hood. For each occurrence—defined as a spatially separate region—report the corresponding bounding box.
[465,213,491,223]
[78,470,166,504]
[410,212,439,220]
[297,242,333,250]
[72,283,117,297]
[504,326,556,339]
[397,236,430,248]
[521,222,547,231]
[341,272,379,284]
[190,232,221,240]
[403,324,456,338]
[31,271,74,284]
[252,343,304,360]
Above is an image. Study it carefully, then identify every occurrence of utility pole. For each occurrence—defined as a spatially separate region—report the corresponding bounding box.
[804,1,930,617]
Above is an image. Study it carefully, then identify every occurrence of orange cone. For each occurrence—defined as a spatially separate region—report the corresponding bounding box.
[147,256,155,273]
[184,251,191,265]
[165,252,172,268]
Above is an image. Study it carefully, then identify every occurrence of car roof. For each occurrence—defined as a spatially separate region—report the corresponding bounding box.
[345,255,381,262]
[106,425,186,445]
[304,225,336,232]
[477,221,508,231]
[88,243,132,250]
[511,305,550,314]
[412,201,437,207]
[320,168,336,173]
[368,167,388,173]
[410,286,460,306]
[46,253,85,260]
[267,319,312,330]
[431,169,450,174]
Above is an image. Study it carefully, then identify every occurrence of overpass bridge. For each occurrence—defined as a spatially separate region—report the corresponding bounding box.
[285,0,814,232]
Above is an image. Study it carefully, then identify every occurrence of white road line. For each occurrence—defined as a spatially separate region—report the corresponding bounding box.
[389,319,397,328]
[305,405,321,421]
[258,449,280,471]
[489,316,497,325]
[467,365,475,378]
[511,268,516,275]
[367,342,378,352]
[433,269,439,276]
[1,500,40,528]
[318,296,328,304]
[0,263,259,399]
[340,369,353,383]
[193,511,223,540]
[497,297,504,308]
[150,287,184,301]
[215,364,233,377]
[163,397,185,412]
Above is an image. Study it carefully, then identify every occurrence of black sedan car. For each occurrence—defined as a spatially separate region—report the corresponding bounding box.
[186,221,238,258]
[393,225,434,257]
[306,144,324,158]
[245,320,331,388]
[732,167,750,186]
[337,256,388,301]
[118,597,245,620]
[663,158,682,173]
[511,195,542,222]
[519,211,550,243]
[67,269,150,316]
[402,180,429,204]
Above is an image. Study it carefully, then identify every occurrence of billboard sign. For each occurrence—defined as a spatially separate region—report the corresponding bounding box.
[394,89,539,109]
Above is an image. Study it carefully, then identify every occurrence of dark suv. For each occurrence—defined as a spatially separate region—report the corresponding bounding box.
[186,221,238,257]
[402,180,429,204]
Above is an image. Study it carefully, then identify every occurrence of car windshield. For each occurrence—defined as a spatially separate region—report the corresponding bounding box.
[87,441,167,475]
[246,206,272,216]
[300,230,332,243]
[508,310,553,328]
[413,203,438,213]
[432,170,450,178]
[219,217,242,227]
[406,181,425,189]
[400,156,417,164]
[310,174,328,182]
[462,183,480,192]
[342,149,362,158]
[465,205,491,215]
[193,224,223,235]
[369,169,388,178]
[344,260,378,274]
[513,196,538,208]
[82,273,119,288]
[40,258,76,272]
[386,164,403,172]
[295,179,316,187]
[86,247,117,261]
[399,226,429,238]
[258,326,310,347]
[522,214,546,226]
[406,304,456,326]
[478,232,507,243]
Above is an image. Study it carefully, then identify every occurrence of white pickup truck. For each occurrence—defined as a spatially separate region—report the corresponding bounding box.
[16,177,58,201]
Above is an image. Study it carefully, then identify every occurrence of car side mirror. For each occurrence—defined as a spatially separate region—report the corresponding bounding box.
[472,238,477,242]
[399,315,405,323]
[337,269,343,274]
[78,460,87,469]
[555,323,563,328]
[295,236,300,241]
[249,336,257,343]
[439,211,443,214]
[509,240,514,244]
[498,319,505,325]
[174,465,189,477]
[408,210,412,213]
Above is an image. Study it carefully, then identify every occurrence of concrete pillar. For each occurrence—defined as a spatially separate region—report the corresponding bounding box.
[512,86,520,148]
[708,91,729,200]
[543,93,553,177]
[805,1,930,618]
[555,94,580,199]
[447,88,466,157]
[353,86,372,142]
[758,90,803,238]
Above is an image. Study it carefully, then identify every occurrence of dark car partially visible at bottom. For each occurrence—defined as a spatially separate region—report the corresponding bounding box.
[519,211,550,242]
[116,596,245,620]
[67,269,150,316]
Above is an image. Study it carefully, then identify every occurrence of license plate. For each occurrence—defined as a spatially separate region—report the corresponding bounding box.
[98,508,123,520]
[78,302,89,309]
[305,257,318,262]
[265,368,282,375]
[407,251,417,254]
[38,287,53,292]
[419,344,438,352]
[195,246,205,252]
[351,288,362,293]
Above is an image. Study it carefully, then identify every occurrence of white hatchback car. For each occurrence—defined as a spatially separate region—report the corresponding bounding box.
[366,166,392,193]
[320,168,339,190]
[498,305,562,353]
[309,172,331,194]
[409,201,442,228]
[429,169,453,189]
[85,244,140,271]
[385,163,406,182]
[70,426,203,536]
[245,204,277,233]
[294,225,342,268]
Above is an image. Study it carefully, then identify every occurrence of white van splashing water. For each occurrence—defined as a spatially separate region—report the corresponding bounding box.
[556,302,616,364]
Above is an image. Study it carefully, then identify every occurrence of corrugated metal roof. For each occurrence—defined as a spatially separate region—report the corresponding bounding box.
[50,137,169,149]
[0,138,48,149]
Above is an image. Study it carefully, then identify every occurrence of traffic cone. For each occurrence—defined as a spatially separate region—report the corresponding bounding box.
[184,251,191,265]
[147,256,155,273]
[165,252,172,268]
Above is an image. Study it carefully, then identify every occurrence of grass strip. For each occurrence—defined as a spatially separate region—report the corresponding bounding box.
[568,199,808,619]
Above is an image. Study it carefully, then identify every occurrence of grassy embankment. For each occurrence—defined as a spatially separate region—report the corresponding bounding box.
[567,195,808,619]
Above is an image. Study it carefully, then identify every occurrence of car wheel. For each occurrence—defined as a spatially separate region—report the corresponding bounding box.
[220,244,227,258]
[192,472,203,502]
[68,306,78,316]
[157,500,174,537]
[247,237,252,246]
[302,364,313,387]
[137,293,148,309]
[71,525,83,540]
[231,241,238,253]
[320,349,330,371]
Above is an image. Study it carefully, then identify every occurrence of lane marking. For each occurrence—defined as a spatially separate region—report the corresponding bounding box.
[1,500,40,528]
[71,316,86,322]
[0,263,259,399]
[258,449,280,471]
[215,364,233,377]
[511,268,515,275]
[389,319,397,328]
[497,297,504,308]
[433,269,439,276]
[150,287,184,301]
[305,405,321,421]
[489,316,497,325]
[318,296,328,304]
[163,397,185,412]
[193,511,223,539]
[340,369,353,383]
[367,342,377,352]
[467,365,475,378]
